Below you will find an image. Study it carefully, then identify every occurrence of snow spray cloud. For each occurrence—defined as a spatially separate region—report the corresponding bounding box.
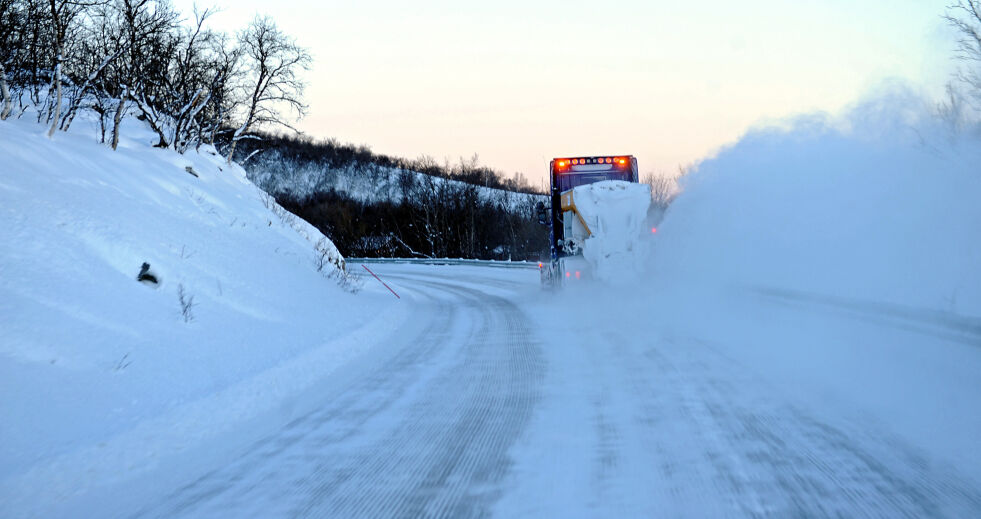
[646,83,981,315]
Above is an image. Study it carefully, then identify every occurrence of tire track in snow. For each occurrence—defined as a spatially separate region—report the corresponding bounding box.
[138,273,544,518]
[135,284,453,517]
[295,279,543,518]
[618,331,981,518]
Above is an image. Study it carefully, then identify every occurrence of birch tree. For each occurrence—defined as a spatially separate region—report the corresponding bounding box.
[111,0,177,148]
[59,42,123,131]
[0,0,19,119]
[166,7,236,152]
[44,0,99,137]
[945,0,981,109]
[226,15,310,163]
[201,33,240,146]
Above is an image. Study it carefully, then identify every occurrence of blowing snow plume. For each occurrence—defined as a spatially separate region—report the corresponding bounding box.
[573,86,981,487]
[528,86,981,510]
[649,85,981,315]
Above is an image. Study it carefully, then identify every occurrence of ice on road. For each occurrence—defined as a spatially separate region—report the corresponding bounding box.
[113,265,981,518]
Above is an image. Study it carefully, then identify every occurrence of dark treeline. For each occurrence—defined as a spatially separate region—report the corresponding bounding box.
[230,133,549,260]
[277,183,547,261]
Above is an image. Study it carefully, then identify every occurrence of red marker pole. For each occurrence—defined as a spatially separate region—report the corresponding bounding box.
[362,264,400,299]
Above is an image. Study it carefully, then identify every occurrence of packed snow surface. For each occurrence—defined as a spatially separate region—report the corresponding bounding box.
[2,87,981,518]
[570,180,651,283]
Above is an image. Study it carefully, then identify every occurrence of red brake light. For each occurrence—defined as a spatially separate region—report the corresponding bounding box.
[651,227,657,234]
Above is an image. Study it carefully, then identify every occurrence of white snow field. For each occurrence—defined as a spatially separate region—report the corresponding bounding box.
[3,87,981,518]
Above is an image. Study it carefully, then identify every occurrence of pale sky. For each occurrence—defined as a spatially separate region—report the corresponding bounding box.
[176,0,956,186]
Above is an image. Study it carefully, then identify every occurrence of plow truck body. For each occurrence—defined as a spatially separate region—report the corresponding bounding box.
[537,156,652,287]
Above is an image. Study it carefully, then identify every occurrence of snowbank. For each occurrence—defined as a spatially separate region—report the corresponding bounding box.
[570,180,651,283]
[0,115,398,513]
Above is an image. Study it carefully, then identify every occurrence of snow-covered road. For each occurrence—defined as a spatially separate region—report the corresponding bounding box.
[126,266,543,517]
[103,264,979,518]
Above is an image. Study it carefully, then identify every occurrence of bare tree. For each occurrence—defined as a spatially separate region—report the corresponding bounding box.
[202,33,240,146]
[643,171,680,210]
[226,15,310,163]
[0,0,19,119]
[945,1,981,108]
[111,0,178,148]
[163,6,218,151]
[12,0,55,114]
[0,0,305,159]
[0,62,12,119]
[44,0,102,137]
[59,35,124,131]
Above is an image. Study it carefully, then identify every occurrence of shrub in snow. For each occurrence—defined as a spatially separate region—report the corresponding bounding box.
[177,284,196,323]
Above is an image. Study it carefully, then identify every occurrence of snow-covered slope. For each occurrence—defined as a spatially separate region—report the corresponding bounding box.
[0,115,402,512]
[247,150,544,209]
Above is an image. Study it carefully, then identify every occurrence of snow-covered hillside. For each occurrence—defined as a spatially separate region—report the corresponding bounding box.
[0,115,403,512]
[240,145,549,261]
[246,151,544,210]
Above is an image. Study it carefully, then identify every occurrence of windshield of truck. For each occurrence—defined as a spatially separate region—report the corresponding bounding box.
[557,170,631,192]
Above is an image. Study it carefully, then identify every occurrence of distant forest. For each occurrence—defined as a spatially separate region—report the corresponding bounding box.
[227,133,550,261]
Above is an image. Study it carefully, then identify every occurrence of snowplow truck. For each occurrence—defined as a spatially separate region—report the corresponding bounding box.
[536,155,652,287]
